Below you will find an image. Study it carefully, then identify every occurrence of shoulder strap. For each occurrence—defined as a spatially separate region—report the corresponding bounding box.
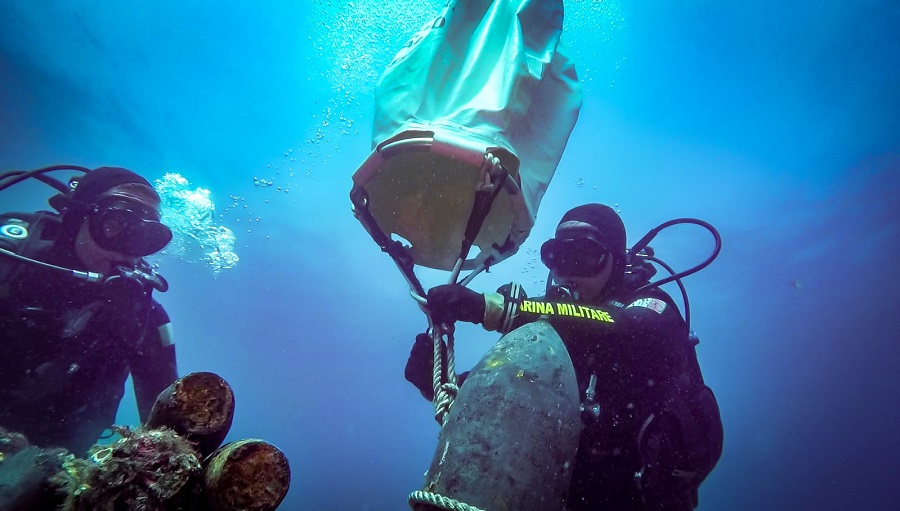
[0,212,61,296]
[0,211,60,252]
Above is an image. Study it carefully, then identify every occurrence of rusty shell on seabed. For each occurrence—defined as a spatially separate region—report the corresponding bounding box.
[146,371,236,457]
[202,439,291,511]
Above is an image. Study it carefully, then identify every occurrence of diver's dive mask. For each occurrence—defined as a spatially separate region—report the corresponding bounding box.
[540,236,609,277]
[87,197,172,256]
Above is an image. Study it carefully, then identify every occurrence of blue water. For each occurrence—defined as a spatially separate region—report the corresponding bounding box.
[2,1,899,509]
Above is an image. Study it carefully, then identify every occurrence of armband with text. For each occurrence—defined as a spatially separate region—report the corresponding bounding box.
[483,282,526,333]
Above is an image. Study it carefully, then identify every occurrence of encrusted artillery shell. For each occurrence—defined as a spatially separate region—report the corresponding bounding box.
[203,439,291,511]
[414,320,581,511]
[146,371,235,456]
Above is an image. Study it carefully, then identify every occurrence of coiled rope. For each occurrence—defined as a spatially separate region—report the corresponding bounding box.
[408,490,486,511]
[431,327,458,426]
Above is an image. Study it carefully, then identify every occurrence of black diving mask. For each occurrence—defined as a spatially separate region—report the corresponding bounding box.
[541,237,609,277]
[88,198,173,256]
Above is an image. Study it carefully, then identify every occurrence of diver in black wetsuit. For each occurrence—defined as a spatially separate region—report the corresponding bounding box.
[407,203,723,510]
[0,166,177,455]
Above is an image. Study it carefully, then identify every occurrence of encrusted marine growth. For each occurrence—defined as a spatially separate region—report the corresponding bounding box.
[0,426,29,462]
[146,371,236,457]
[53,426,201,511]
[2,372,290,510]
[0,428,69,510]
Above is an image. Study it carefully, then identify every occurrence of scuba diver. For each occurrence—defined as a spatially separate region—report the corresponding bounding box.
[0,165,177,455]
[406,203,724,510]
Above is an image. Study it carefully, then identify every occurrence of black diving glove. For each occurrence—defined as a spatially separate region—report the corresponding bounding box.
[427,284,485,325]
[102,266,154,304]
[405,332,469,401]
[98,266,156,336]
[405,333,438,400]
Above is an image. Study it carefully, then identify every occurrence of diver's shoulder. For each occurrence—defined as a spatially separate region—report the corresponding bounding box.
[635,285,675,302]
[0,210,62,235]
[1,210,60,222]
[612,285,680,313]
[0,210,61,253]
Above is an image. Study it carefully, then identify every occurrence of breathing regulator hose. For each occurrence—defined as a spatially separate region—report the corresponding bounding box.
[627,218,721,333]
[629,218,721,294]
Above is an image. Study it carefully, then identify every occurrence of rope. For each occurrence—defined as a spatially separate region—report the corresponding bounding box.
[431,327,458,426]
[408,490,487,511]
[430,152,504,426]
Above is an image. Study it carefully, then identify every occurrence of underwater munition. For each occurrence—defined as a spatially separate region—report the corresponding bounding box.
[0,373,292,511]
[412,320,581,511]
[203,439,291,511]
[146,371,235,456]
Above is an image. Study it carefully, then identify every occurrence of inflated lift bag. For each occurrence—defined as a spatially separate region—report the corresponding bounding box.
[352,0,582,271]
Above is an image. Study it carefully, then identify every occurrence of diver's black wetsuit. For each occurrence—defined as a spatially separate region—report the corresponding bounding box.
[0,212,177,455]
[407,283,722,511]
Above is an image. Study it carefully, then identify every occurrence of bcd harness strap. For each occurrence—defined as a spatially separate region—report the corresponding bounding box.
[349,186,425,298]
[0,212,58,299]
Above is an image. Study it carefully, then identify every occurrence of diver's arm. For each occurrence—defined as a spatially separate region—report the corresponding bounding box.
[483,288,685,360]
[131,302,178,421]
[410,283,525,400]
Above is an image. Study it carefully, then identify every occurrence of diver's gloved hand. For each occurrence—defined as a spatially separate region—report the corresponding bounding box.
[101,266,153,305]
[98,266,156,336]
[427,284,485,325]
[405,333,438,400]
[405,332,469,402]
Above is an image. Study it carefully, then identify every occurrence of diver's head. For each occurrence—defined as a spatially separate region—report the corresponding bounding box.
[50,167,172,272]
[540,203,626,302]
